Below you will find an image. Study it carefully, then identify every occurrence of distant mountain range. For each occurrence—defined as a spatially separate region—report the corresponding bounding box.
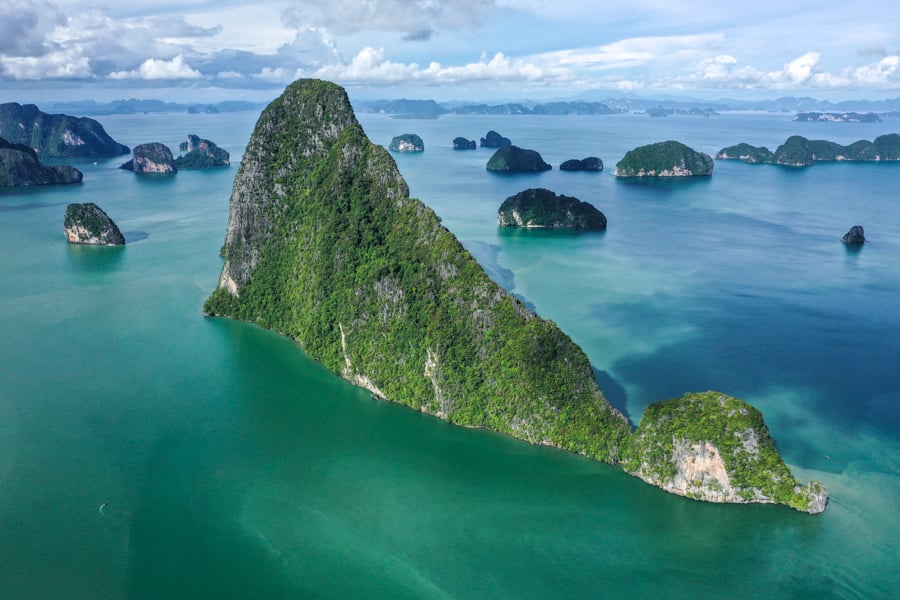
[33,95,900,119]
[41,98,267,116]
[351,95,900,117]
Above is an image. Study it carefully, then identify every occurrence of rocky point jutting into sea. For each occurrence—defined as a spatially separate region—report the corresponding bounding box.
[204,79,826,513]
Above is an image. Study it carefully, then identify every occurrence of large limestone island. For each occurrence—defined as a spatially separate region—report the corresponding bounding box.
[486,145,551,173]
[1,137,82,186]
[498,188,607,230]
[0,102,129,158]
[120,143,177,173]
[717,134,900,167]
[64,203,125,245]
[204,79,826,513]
[175,134,230,168]
[615,141,713,177]
[388,134,424,152]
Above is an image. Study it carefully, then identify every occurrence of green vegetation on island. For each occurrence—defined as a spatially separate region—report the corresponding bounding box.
[0,102,129,158]
[388,134,424,152]
[204,79,826,513]
[559,157,603,171]
[63,203,125,245]
[1,137,83,186]
[623,391,827,513]
[717,134,900,167]
[486,145,551,173]
[452,137,476,150]
[498,188,607,230]
[175,134,230,168]
[615,141,713,177]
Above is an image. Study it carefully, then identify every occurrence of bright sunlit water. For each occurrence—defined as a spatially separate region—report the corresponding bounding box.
[0,108,897,598]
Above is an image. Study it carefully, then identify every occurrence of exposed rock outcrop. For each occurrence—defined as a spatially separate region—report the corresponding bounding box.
[63,203,125,245]
[388,133,424,152]
[615,141,713,177]
[0,137,83,186]
[0,102,129,158]
[498,188,607,230]
[120,142,177,173]
[175,134,230,168]
[842,225,866,244]
[486,145,551,173]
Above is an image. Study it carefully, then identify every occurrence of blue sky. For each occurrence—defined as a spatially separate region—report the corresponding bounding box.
[2,0,899,103]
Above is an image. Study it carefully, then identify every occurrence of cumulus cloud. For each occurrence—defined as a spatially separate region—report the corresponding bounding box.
[108,55,202,80]
[0,0,65,57]
[311,47,573,87]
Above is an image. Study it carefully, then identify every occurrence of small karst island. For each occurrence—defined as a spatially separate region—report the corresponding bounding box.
[388,133,424,152]
[0,137,83,186]
[176,134,230,168]
[498,188,607,230]
[480,130,512,147]
[64,203,125,245]
[560,156,603,171]
[842,225,866,244]
[121,142,177,173]
[717,134,900,167]
[615,141,714,177]
[203,78,826,513]
[486,145,552,173]
[452,136,476,150]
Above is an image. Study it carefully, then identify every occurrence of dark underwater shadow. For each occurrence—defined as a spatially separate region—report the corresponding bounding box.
[0,201,65,212]
[592,367,632,426]
[614,175,712,193]
[496,226,606,240]
[123,231,150,243]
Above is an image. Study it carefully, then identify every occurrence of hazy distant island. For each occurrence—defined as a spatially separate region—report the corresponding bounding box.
[498,188,607,230]
[486,145,551,173]
[388,134,424,152]
[793,112,881,122]
[203,78,826,513]
[717,134,900,167]
[120,142,177,173]
[615,141,714,177]
[175,134,230,168]
[480,130,512,148]
[64,203,125,245]
[452,137,476,150]
[0,137,83,186]
[0,102,129,158]
[559,157,603,171]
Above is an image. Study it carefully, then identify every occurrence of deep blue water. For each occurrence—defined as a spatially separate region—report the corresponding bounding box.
[0,108,897,598]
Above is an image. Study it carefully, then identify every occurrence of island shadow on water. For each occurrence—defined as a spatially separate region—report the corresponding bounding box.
[593,367,632,426]
[123,231,150,243]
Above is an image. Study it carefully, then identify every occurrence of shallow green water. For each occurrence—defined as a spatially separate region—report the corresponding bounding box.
[0,110,897,598]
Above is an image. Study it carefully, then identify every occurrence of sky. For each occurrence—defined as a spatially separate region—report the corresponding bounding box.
[2,0,899,104]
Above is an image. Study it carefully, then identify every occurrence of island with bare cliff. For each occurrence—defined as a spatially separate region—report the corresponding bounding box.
[203,78,827,514]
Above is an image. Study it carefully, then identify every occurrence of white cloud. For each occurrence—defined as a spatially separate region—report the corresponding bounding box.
[311,47,573,87]
[532,34,726,72]
[108,55,202,80]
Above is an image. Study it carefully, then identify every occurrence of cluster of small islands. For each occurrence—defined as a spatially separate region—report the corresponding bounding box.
[7,82,896,514]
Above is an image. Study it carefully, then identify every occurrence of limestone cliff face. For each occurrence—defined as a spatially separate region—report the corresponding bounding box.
[615,141,713,177]
[497,188,607,230]
[624,391,828,514]
[1,137,83,186]
[64,203,125,245]
[120,143,177,173]
[175,134,230,168]
[205,79,631,463]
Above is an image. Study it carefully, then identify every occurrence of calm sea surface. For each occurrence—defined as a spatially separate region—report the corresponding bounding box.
[0,108,897,598]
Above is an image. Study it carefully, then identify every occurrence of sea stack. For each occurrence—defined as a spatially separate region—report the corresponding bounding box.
[64,203,125,245]
[120,143,177,173]
[842,225,865,244]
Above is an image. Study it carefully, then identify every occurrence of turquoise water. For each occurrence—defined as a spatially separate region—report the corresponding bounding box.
[0,109,897,598]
